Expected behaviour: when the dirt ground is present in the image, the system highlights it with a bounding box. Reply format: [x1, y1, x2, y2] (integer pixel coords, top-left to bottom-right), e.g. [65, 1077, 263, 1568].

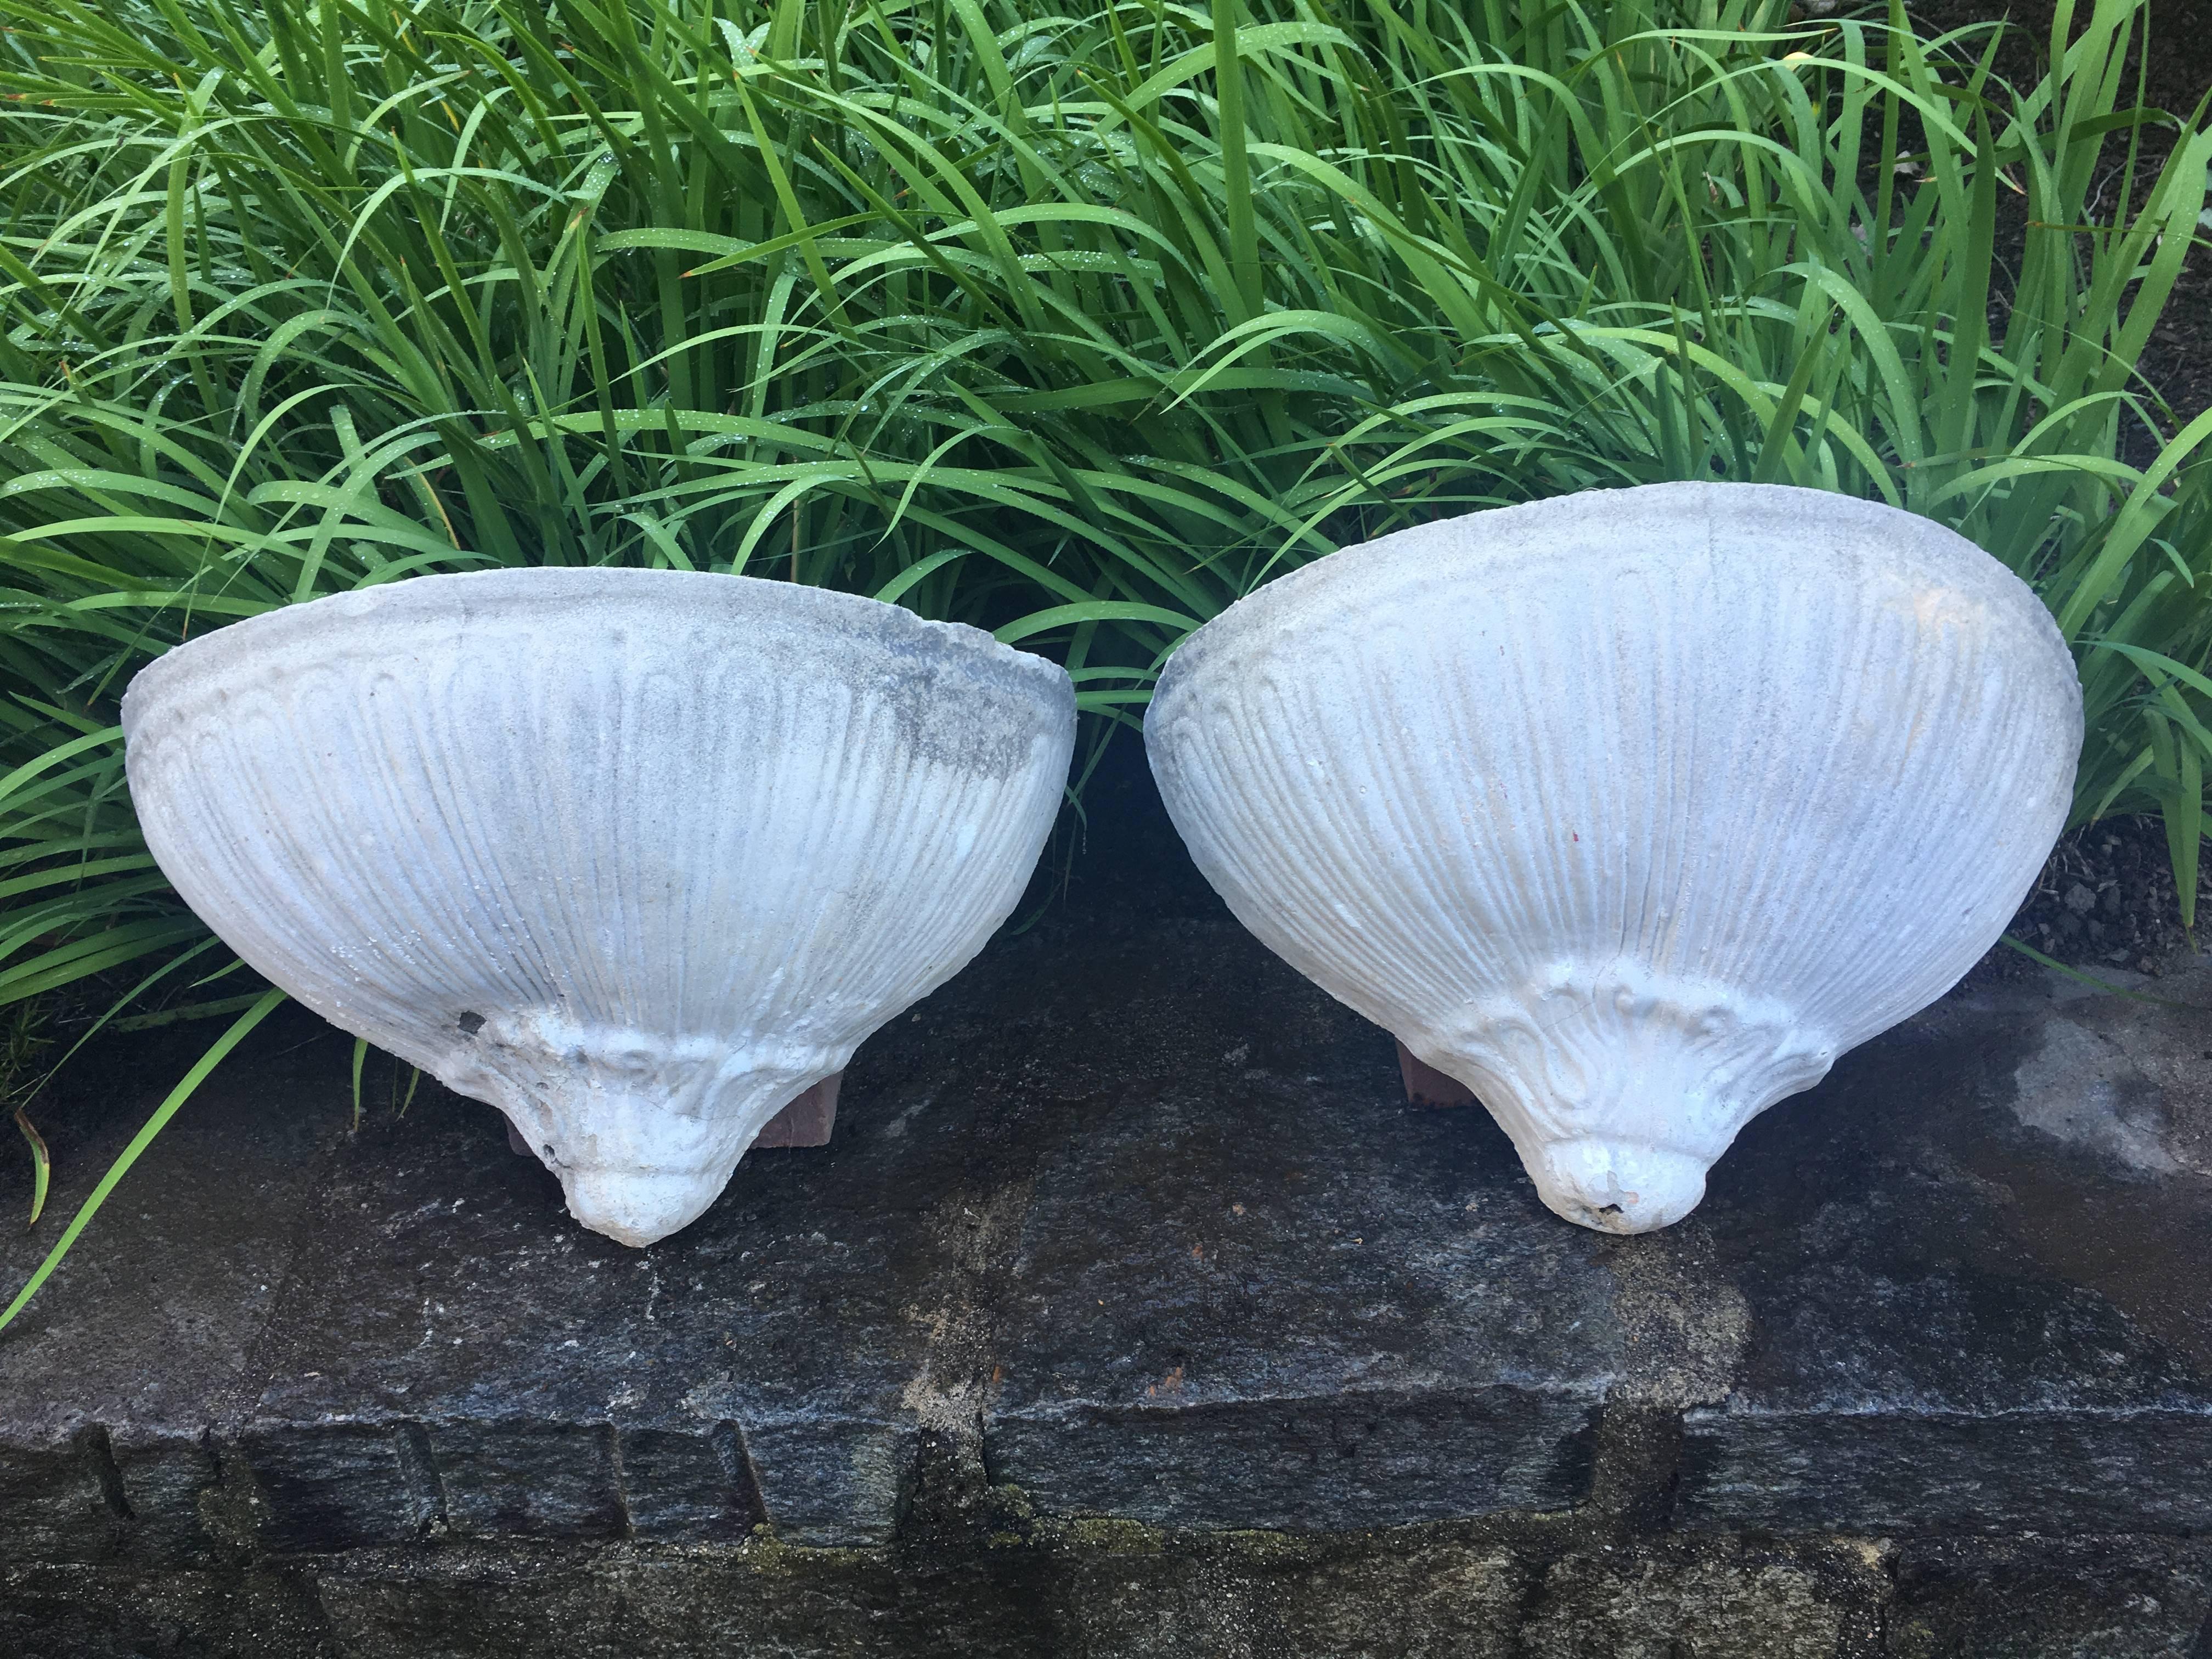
[1997, 811, 2194, 975]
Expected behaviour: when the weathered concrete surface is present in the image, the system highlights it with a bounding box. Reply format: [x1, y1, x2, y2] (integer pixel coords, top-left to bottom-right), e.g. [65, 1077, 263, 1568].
[3, 752, 2211, 1654]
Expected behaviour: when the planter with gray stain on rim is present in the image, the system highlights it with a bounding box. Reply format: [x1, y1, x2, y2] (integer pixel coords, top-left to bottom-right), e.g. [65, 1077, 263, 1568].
[122, 569, 1075, 1246]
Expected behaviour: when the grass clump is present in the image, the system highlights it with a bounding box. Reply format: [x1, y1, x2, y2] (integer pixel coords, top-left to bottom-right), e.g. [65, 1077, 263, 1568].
[0, 0, 2204, 1316]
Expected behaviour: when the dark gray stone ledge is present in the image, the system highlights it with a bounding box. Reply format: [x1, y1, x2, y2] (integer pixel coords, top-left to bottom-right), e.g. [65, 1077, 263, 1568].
[2, 900, 2210, 1654]
[1680, 1406, 2212, 1534]
[985, 1382, 1598, 1531]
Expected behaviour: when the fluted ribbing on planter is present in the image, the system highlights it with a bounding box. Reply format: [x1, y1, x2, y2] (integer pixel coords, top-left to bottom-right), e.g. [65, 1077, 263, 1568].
[123, 570, 1074, 1246]
[1146, 482, 2081, 1233]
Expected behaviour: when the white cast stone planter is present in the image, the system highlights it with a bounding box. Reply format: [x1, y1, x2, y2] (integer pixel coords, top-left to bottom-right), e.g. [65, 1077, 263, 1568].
[1146, 482, 2082, 1233]
[123, 569, 1075, 1246]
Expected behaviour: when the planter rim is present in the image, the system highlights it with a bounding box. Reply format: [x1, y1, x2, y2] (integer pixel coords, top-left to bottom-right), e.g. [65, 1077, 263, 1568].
[1152, 480, 2069, 712]
[123, 566, 1064, 731]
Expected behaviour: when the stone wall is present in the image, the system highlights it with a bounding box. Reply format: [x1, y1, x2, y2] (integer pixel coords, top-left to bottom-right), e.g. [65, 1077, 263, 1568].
[4, 763, 2210, 1655]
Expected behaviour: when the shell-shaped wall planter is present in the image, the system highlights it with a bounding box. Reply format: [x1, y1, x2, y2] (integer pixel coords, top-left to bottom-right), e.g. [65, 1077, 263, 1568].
[123, 570, 1075, 1246]
[1147, 482, 2081, 1234]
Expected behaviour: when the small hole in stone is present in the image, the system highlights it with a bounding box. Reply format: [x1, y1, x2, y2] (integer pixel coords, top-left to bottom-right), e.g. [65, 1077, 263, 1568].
[542, 1144, 557, 1163]
[1596, 1203, 1623, 1217]
[457, 1012, 484, 1037]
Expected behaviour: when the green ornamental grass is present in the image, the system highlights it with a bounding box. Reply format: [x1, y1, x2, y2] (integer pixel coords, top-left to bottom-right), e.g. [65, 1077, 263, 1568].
[0, 0, 2205, 1322]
